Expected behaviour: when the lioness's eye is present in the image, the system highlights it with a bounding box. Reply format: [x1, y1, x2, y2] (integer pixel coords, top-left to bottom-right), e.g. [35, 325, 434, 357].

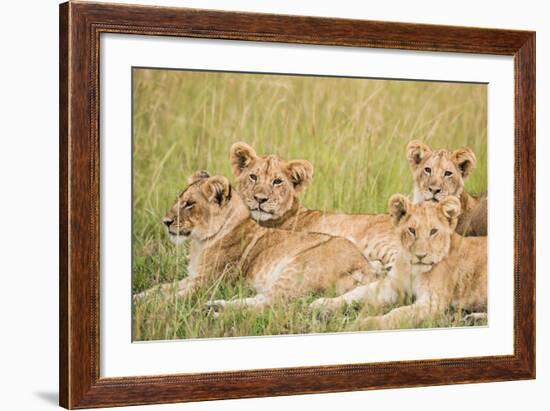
[430, 228, 438, 236]
[408, 227, 416, 236]
[424, 167, 431, 174]
[444, 170, 453, 177]
[249, 174, 257, 182]
[272, 178, 283, 185]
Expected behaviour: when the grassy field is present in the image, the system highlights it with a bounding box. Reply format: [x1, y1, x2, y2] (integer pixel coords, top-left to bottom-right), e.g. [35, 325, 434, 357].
[132, 68, 487, 341]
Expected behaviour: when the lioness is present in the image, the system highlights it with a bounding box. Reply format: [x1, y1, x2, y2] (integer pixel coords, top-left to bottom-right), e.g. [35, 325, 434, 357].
[230, 142, 399, 271]
[152, 171, 376, 311]
[310, 195, 487, 329]
[407, 140, 487, 236]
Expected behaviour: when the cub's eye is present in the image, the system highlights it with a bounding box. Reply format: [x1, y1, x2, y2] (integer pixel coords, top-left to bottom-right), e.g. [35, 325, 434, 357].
[408, 227, 416, 236]
[272, 178, 283, 186]
[430, 228, 438, 236]
[424, 167, 431, 175]
[444, 170, 453, 177]
[249, 174, 257, 182]
[183, 201, 194, 210]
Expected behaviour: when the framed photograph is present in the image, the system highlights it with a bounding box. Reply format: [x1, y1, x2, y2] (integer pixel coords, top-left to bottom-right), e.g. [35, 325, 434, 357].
[59, 2, 535, 409]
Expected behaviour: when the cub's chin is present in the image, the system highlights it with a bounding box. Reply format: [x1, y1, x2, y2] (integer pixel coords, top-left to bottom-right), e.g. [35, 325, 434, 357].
[411, 263, 433, 274]
[251, 210, 275, 222]
[168, 232, 190, 245]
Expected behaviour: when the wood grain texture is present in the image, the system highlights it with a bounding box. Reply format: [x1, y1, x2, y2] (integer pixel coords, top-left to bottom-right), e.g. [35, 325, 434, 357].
[59, 2, 69, 407]
[514, 33, 536, 375]
[59, 1, 536, 408]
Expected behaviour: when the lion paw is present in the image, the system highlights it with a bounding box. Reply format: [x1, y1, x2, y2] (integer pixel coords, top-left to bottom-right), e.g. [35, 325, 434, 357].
[309, 297, 343, 312]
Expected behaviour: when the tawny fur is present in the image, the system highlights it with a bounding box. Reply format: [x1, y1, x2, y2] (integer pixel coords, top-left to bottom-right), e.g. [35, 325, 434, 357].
[138, 171, 377, 311]
[230, 142, 399, 270]
[310, 195, 487, 329]
[406, 140, 487, 236]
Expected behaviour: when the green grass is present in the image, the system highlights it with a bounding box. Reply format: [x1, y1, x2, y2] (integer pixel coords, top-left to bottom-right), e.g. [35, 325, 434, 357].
[132, 69, 488, 341]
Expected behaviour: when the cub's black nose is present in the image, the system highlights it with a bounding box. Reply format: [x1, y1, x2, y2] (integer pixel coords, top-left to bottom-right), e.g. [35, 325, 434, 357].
[163, 217, 173, 227]
[429, 187, 441, 195]
[254, 195, 268, 204]
[416, 253, 427, 261]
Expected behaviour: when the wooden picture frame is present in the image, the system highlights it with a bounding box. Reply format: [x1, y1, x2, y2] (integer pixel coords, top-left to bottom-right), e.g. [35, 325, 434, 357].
[59, 1, 535, 408]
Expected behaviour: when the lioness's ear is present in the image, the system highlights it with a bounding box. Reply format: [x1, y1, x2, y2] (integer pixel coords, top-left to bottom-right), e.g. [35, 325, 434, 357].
[230, 142, 258, 176]
[439, 196, 461, 227]
[388, 194, 411, 225]
[286, 160, 313, 192]
[187, 170, 210, 185]
[451, 147, 476, 179]
[407, 140, 432, 170]
[201, 176, 232, 206]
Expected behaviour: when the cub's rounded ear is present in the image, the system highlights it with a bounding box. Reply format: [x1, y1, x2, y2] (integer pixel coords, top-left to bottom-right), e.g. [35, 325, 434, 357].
[407, 140, 432, 170]
[201, 176, 232, 206]
[439, 196, 461, 227]
[285, 160, 313, 192]
[451, 147, 476, 179]
[388, 194, 411, 225]
[230, 142, 258, 176]
[187, 170, 210, 185]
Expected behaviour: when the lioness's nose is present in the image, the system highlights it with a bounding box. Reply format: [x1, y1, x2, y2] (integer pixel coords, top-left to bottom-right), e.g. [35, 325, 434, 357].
[429, 187, 441, 195]
[416, 253, 427, 261]
[254, 194, 268, 204]
[163, 217, 173, 227]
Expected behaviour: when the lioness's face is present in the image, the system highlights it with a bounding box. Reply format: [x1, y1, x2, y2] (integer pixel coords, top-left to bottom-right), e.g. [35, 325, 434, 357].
[163, 171, 233, 244]
[389, 194, 461, 273]
[407, 140, 476, 203]
[230, 142, 313, 222]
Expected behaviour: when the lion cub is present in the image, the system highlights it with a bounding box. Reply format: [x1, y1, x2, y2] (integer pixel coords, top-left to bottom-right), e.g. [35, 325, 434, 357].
[230, 142, 399, 271]
[150, 171, 376, 311]
[310, 195, 487, 329]
[407, 140, 487, 236]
